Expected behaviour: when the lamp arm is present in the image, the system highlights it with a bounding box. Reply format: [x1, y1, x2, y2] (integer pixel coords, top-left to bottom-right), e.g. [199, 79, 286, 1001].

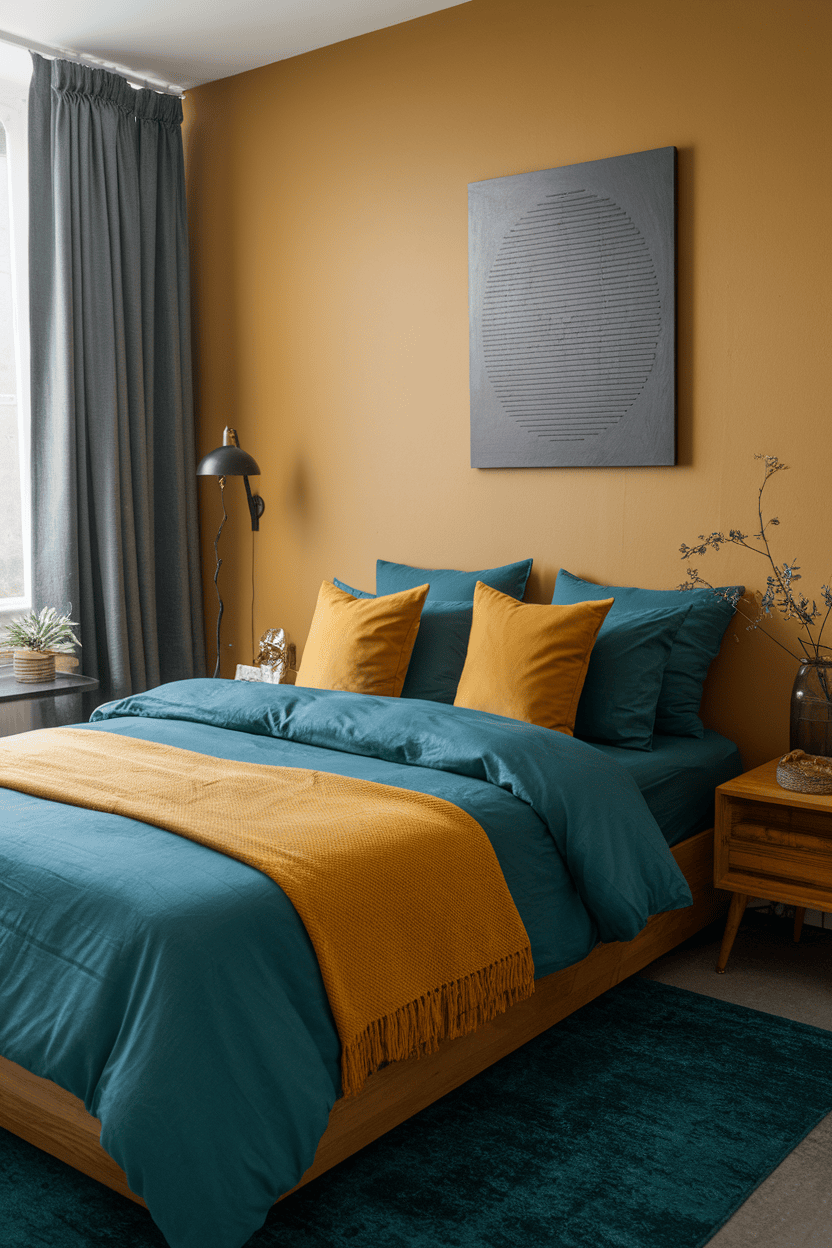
[212, 477, 228, 678]
[243, 476, 265, 531]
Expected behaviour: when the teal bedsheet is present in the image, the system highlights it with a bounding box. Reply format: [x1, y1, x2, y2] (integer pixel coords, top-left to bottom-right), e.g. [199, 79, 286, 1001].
[592, 730, 743, 846]
[0, 680, 692, 1248]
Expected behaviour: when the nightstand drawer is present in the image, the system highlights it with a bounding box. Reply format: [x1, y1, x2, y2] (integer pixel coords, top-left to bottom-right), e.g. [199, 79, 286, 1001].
[725, 831, 832, 908]
[715, 757, 832, 971]
[730, 815, 832, 855]
[715, 765, 832, 911]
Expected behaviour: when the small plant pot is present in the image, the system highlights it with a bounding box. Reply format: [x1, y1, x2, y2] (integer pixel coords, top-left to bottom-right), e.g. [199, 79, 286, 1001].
[13, 649, 56, 684]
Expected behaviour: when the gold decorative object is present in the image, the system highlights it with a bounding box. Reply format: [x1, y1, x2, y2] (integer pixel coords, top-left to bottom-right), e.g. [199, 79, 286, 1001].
[235, 664, 282, 684]
[776, 749, 832, 795]
[255, 628, 296, 682]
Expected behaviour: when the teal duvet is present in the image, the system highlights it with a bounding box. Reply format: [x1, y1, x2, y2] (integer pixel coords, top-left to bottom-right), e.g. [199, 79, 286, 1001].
[0, 680, 692, 1248]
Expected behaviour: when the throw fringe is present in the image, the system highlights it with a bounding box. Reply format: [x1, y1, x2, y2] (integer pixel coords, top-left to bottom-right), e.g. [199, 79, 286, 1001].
[341, 945, 535, 1098]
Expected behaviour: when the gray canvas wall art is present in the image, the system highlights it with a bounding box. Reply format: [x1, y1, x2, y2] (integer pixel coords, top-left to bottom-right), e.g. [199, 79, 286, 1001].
[469, 147, 676, 468]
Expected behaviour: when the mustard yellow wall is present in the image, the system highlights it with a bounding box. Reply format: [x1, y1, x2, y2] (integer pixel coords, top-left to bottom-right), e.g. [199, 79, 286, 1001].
[184, 0, 831, 768]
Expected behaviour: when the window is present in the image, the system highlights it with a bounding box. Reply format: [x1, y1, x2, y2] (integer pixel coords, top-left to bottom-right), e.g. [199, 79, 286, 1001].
[0, 43, 30, 625]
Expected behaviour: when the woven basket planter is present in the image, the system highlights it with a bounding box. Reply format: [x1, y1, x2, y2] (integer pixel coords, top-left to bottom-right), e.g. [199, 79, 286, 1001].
[13, 649, 57, 684]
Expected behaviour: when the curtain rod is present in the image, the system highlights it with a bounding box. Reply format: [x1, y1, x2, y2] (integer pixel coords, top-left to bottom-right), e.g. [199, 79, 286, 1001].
[0, 29, 186, 97]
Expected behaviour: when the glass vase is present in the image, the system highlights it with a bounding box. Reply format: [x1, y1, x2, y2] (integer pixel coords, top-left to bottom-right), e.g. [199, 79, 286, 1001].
[789, 659, 832, 757]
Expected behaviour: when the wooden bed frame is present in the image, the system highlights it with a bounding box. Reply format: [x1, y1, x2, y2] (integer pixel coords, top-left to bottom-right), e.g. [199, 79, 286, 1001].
[0, 826, 727, 1212]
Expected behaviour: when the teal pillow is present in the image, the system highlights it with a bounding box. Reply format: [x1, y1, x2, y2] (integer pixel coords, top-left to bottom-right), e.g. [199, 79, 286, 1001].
[575, 605, 692, 750]
[334, 579, 472, 703]
[333, 578, 374, 600]
[552, 570, 742, 738]
[376, 558, 532, 602]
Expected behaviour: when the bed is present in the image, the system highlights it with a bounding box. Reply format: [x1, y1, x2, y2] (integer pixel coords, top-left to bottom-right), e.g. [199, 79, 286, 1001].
[0, 562, 743, 1248]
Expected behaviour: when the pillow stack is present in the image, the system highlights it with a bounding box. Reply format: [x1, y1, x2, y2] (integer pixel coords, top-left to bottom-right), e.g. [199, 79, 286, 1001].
[295, 558, 739, 750]
[570, 604, 692, 750]
[552, 569, 743, 742]
[333, 557, 533, 704]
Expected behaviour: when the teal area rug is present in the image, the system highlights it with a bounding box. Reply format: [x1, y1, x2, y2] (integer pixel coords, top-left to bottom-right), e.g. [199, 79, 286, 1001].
[2, 978, 832, 1248]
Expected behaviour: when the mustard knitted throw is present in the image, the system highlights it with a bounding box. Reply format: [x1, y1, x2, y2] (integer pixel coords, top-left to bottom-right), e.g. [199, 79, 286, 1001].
[0, 727, 534, 1097]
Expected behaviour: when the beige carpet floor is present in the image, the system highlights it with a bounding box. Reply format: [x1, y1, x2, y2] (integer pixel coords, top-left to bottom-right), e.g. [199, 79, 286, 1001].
[640, 911, 832, 1248]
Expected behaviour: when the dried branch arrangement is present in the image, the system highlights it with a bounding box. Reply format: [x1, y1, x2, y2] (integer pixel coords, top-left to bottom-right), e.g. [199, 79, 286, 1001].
[680, 454, 832, 663]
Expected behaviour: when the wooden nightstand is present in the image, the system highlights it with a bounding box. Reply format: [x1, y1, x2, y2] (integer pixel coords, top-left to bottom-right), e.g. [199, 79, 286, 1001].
[714, 758, 832, 971]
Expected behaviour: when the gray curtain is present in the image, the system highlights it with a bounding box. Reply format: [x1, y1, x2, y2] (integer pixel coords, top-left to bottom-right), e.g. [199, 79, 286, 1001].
[28, 53, 205, 703]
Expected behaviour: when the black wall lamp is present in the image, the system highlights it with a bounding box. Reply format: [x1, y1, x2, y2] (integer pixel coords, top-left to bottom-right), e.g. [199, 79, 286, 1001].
[197, 427, 265, 677]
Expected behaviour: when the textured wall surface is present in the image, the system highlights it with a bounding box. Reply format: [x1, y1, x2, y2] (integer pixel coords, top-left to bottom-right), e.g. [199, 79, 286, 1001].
[184, 0, 832, 767]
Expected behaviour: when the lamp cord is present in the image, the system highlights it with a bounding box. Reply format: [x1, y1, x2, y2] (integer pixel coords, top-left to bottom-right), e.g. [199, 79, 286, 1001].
[212, 477, 227, 678]
[251, 528, 256, 663]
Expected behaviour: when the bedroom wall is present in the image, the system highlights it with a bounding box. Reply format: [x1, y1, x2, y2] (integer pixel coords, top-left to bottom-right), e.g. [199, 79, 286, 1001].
[183, 0, 831, 769]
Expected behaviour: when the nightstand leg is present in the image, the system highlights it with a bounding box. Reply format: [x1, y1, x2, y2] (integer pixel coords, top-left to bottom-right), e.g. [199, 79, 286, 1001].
[793, 907, 805, 943]
[716, 892, 749, 973]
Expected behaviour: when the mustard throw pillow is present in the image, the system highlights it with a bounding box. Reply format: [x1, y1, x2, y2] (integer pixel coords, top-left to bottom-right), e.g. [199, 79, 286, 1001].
[296, 580, 429, 697]
[453, 582, 613, 733]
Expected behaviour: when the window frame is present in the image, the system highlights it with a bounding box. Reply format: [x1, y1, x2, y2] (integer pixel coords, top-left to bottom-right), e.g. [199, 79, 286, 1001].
[0, 70, 30, 628]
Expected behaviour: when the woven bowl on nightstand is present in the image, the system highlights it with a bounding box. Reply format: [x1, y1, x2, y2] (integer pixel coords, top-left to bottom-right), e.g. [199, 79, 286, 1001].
[776, 749, 832, 794]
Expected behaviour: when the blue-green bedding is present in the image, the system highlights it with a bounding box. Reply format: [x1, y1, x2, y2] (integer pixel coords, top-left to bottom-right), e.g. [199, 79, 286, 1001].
[593, 731, 742, 847]
[1, 679, 695, 1248]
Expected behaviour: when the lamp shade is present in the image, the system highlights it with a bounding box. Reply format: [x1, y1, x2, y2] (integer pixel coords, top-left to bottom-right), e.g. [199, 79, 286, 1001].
[197, 445, 261, 476]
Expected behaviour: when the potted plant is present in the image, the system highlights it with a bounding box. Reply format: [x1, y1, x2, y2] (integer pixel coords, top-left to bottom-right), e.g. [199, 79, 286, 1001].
[679, 454, 832, 755]
[1, 606, 81, 684]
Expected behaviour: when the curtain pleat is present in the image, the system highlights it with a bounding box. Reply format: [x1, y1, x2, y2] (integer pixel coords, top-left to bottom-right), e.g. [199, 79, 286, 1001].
[28, 53, 205, 702]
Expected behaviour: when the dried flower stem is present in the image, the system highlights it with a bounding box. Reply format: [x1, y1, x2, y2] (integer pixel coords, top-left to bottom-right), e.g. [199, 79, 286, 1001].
[679, 455, 832, 666]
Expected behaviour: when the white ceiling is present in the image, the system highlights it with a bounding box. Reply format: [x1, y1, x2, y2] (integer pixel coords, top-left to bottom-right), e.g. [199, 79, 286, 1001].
[0, 0, 471, 92]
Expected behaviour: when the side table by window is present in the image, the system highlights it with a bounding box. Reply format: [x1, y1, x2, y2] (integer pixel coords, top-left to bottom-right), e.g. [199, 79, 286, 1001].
[714, 758, 832, 972]
[0, 669, 100, 738]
